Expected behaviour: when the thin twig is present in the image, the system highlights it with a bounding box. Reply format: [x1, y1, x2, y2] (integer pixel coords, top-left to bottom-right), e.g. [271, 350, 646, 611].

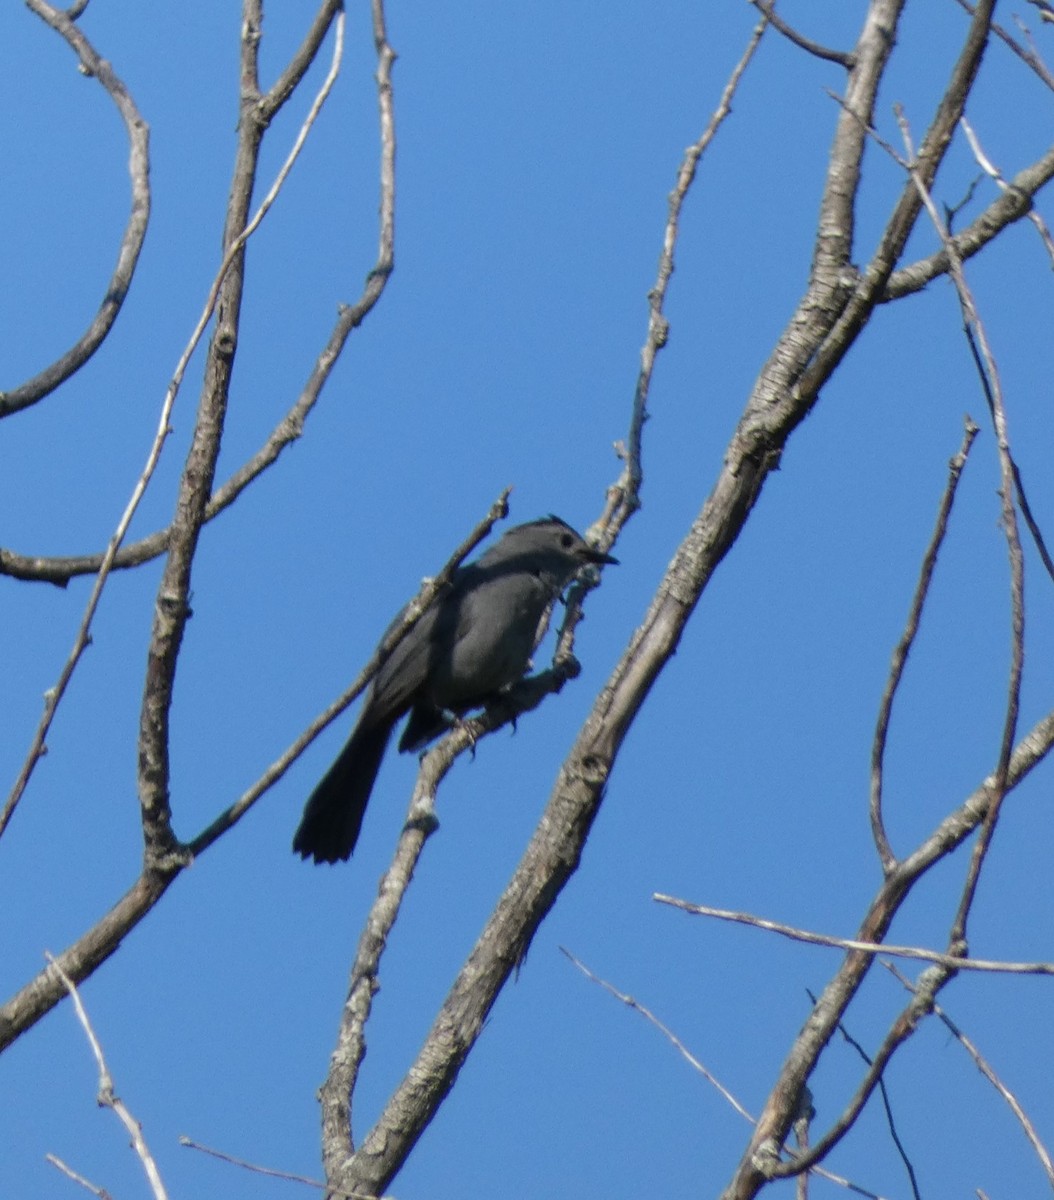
[870, 418, 980, 871]
[951, 0, 1054, 90]
[46, 954, 169, 1200]
[561, 947, 753, 1119]
[179, 1136, 374, 1198]
[960, 117, 1054, 273]
[563, 951, 892, 1199]
[766, 964, 952, 1178]
[599, 16, 767, 538]
[884, 962, 1054, 1186]
[45, 1155, 114, 1200]
[894, 106, 1026, 952]
[807, 988, 922, 1200]
[750, 0, 854, 66]
[653, 894, 1054, 975]
[3, 3, 150, 416]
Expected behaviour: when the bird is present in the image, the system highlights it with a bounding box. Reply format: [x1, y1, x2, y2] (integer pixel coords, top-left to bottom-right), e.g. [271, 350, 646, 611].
[292, 516, 617, 863]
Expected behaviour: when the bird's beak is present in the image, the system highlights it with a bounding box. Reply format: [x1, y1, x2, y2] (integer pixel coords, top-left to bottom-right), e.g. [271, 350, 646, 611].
[584, 546, 618, 566]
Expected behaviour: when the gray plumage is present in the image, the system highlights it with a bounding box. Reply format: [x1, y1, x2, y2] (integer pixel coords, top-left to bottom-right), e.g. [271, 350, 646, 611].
[293, 516, 617, 863]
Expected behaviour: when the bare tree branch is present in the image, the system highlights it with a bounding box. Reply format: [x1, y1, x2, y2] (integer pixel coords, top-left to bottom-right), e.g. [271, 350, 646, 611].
[750, 1, 854, 67]
[261, 1, 343, 116]
[883, 143, 1054, 300]
[3, 1, 150, 417]
[0, 12, 346, 848]
[136, 4, 349, 869]
[0, 0, 397, 591]
[894, 106, 1026, 953]
[716, 699, 1054, 1198]
[653, 894, 1054, 975]
[885, 962, 1054, 1187]
[952, 0, 1054, 90]
[45, 1155, 114, 1200]
[47, 954, 169, 1200]
[599, 16, 767, 537]
[870, 418, 980, 872]
[563, 950, 894, 1200]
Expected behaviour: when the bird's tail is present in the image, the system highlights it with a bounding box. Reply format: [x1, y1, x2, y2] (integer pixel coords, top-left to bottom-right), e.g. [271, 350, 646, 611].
[293, 718, 393, 863]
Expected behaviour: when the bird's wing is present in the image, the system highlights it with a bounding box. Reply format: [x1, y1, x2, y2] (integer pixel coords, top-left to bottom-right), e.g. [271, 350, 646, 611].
[366, 600, 441, 722]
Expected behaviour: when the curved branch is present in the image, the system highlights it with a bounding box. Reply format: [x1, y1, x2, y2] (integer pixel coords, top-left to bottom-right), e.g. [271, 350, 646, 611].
[0, 11, 347, 847]
[750, 0, 854, 67]
[2, 1, 150, 417]
[0, 0, 397, 590]
[870, 419, 980, 872]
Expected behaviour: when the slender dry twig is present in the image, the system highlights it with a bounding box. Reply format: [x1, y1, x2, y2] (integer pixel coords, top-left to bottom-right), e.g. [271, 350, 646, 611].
[179, 1136, 372, 1198]
[563, 951, 891, 1200]
[870, 418, 980, 872]
[561, 947, 753, 1119]
[654, 895, 1054, 975]
[750, 0, 854, 66]
[895, 106, 1026, 953]
[808, 988, 922, 1200]
[960, 116, 1054, 267]
[885, 962, 1054, 1187]
[3, 2, 150, 416]
[952, 0, 1054, 90]
[46, 954, 169, 1200]
[0, 13, 346, 849]
[598, 15, 767, 539]
[45, 1155, 114, 1200]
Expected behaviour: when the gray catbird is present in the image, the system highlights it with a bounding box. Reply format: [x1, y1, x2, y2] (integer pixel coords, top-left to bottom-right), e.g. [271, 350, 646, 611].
[293, 516, 617, 863]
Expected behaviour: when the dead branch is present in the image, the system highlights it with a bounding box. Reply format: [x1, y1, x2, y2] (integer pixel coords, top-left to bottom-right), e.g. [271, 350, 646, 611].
[3, 2, 150, 417]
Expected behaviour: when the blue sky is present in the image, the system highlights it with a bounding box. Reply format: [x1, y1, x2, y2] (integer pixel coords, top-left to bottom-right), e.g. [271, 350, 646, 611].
[3, 3, 1054, 1198]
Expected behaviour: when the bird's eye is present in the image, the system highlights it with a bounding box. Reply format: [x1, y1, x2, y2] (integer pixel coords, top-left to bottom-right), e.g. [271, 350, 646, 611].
[560, 533, 574, 548]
